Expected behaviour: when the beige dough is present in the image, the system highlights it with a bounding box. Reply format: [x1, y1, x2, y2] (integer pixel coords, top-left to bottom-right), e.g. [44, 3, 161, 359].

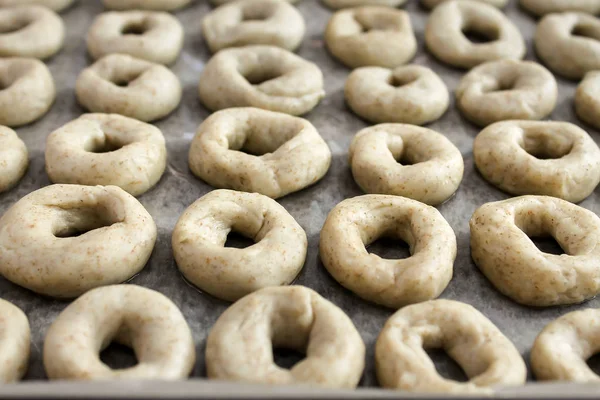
[0, 299, 29, 383]
[202, 0, 305, 53]
[422, 0, 507, 8]
[206, 286, 365, 387]
[103, 0, 192, 11]
[0, 0, 74, 12]
[172, 190, 307, 302]
[44, 284, 195, 380]
[456, 60, 557, 127]
[345, 65, 449, 125]
[45, 114, 167, 197]
[325, 7, 416, 69]
[470, 195, 600, 306]
[376, 299, 526, 393]
[349, 125, 463, 205]
[576, 71, 600, 129]
[535, 12, 600, 79]
[211, 0, 298, 5]
[531, 309, 600, 382]
[0, 58, 55, 127]
[521, 0, 600, 16]
[198, 46, 325, 116]
[87, 11, 184, 65]
[319, 195, 457, 309]
[473, 121, 600, 203]
[76, 54, 182, 122]
[322, 0, 406, 10]
[426, 0, 526, 69]
[189, 108, 331, 199]
[0, 5, 64, 59]
[0, 184, 157, 298]
[0, 126, 28, 194]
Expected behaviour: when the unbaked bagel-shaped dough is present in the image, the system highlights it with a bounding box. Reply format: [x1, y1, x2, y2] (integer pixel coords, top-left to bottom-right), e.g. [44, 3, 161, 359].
[0, 126, 28, 194]
[575, 71, 600, 129]
[0, 0, 74, 12]
[0, 299, 30, 383]
[520, 0, 600, 16]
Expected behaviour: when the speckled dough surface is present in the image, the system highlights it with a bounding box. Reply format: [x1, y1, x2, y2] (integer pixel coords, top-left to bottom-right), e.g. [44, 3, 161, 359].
[520, 0, 600, 16]
[575, 71, 600, 129]
[0, 127, 28, 194]
[0, 299, 30, 383]
[205, 286, 365, 387]
[103, 0, 192, 11]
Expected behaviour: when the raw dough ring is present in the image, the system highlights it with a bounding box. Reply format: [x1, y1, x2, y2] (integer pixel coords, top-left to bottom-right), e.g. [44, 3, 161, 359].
[87, 11, 184, 65]
[0, 0, 74, 12]
[325, 7, 416, 69]
[535, 12, 600, 79]
[202, 0, 305, 53]
[520, 0, 600, 16]
[205, 286, 365, 387]
[425, 0, 526, 69]
[345, 65, 449, 125]
[456, 60, 557, 127]
[0, 184, 157, 298]
[0, 5, 64, 59]
[76, 54, 182, 122]
[0, 127, 28, 194]
[172, 190, 308, 302]
[376, 299, 526, 393]
[211, 0, 299, 5]
[531, 309, 600, 382]
[576, 71, 600, 129]
[473, 120, 600, 203]
[198, 45, 325, 116]
[322, 0, 406, 10]
[0, 58, 55, 127]
[470, 195, 600, 306]
[422, 0, 507, 8]
[44, 284, 195, 380]
[45, 114, 167, 197]
[349, 125, 463, 205]
[189, 108, 331, 199]
[0, 299, 30, 383]
[103, 0, 192, 11]
[319, 195, 457, 309]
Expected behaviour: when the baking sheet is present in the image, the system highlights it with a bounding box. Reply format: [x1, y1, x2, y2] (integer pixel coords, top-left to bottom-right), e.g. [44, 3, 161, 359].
[4, 0, 600, 393]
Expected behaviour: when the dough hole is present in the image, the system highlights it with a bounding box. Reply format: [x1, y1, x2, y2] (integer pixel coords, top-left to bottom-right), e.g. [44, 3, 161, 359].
[0, 18, 30, 34]
[387, 75, 417, 88]
[426, 349, 469, 383]
[111, 72, 143, 88]
[530, 236, 564, 256]
[461, 27, 498, 44]
[520, 131, 573, 160]
[244, 69, 281, 85]
[225, 232, 255, 249]
[100, 342, 138, 370]
[367, 236, 411, 260]
[85, 138, 125, 154]
[272, 347, 304, 370]
[571, 24, 600, 41]
[53, 206, 120, 238]
[586, 353, 600, 376]
[121, 21, 148, 35]
[242, 8, 272, 21]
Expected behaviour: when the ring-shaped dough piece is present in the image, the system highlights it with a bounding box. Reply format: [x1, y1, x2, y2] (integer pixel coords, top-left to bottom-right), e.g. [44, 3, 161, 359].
[87, 11, 184, 65]
[0, 0, 74, 12]
[206, 286, 365, 387]
[322, 0, 406, 10]
[198, 45, 325, 116]
[425, 0, 526, 69]
[473, 121, 600, 203]
[189, 108, 331, 199]
[520, 0, 600, 16]
[376, 300, 526, 393]
[76, 54, 182, 122]
[103, 0, 191, 11]
[349, 125, 463, 205]
[0, 184, 157, 298]
[456, 60, 557, 127]
[535, 13, 600, 79]
[0, 58, 55, 127]
[345, 65, 449, 125]
[0, 299, 29, 383]
[172, 190, 308, 302]
[470, 195, 600, 306]
[45, 114, 167, 197]
[44, 285, 195, 380]
[531, 309, 600, 382]
[325, 7, 416, 69]
[202, 0, 305, 53]
[319, 195, 457, 309]
[576, 71, 600, 129]
[0, 127, 28, 194]
[0, 6, 64, 59]
[211, 0, 299, 5]
[422, 0, 507, 8]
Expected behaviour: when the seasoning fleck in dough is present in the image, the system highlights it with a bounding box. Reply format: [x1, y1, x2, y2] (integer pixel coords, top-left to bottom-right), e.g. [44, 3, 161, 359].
[0, 126, 28, 194]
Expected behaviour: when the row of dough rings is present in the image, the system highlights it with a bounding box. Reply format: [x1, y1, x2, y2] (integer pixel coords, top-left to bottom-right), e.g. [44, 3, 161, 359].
[426, 0, 526, 69]
[76, 54, 182, 122]
[474, 121, 600, 203]
[456, 59, 557, 127]
[206, 286, 366, 388]
[470, 195, 600, 307]
[202, 0, 305, 53]
[198, 45, 325, 116]
[345, 65, 449, 125]
[0, 184, 157, 298]
[0, 58, 55, 128]
[0, 127, 28, 194]
[320, 195, 457, 309]
[44, 285, 196, 380]
[172, 189, 308, 302]
[520, 0, 600, 16]
[103, 0, 192, 11]
[45, 114, 168, 197]
[348, 125, 464, 205]
[189, 108, 331, 199]
[376, 299, 526, 393]
[87, 10, 184, 65]
[325, 6, 416, 69]
[576, 71, 600, 129]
